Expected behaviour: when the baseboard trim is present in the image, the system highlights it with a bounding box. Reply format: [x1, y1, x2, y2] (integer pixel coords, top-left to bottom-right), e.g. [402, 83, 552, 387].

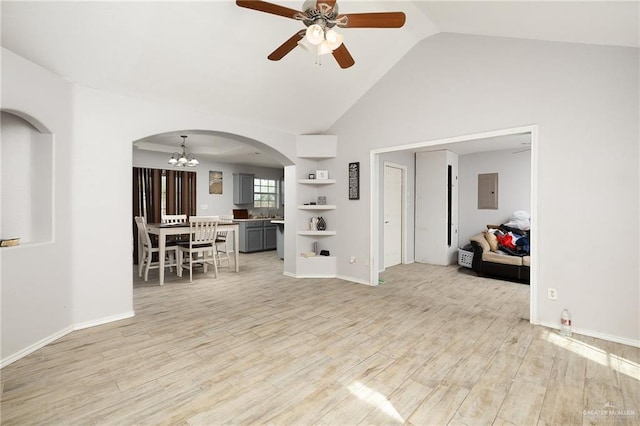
[336, 275, 374, 286]
[536, 320, 639, 348]
[1, 310, 136, 369]
[74, 310, 135, 331]
[284, 271, 341, 279]
[1, 325, 74, 369]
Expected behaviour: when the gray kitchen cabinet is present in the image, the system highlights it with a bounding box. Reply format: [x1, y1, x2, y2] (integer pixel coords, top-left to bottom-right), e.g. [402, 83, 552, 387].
[264, 224, 277, 250]
[238, 220, 278, 253]
[245, 227, 264, 252]
[233, 173, 254, 205]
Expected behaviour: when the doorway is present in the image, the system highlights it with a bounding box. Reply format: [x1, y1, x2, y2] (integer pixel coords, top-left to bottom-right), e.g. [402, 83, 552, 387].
[370, 125, 538, 323]
[383, 162, 405, 269]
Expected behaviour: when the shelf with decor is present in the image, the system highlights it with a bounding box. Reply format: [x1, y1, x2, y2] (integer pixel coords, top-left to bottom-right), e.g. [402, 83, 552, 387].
[295, 134, 338, 278]
[297, 230, 336, 236]
[296, 205, 336, 210]
[297, 179, 336, 185]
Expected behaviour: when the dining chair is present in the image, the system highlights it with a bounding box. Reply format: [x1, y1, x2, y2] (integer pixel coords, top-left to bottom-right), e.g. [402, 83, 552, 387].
[215, 214, 234, 269]
[135, 216, 178, 282]
[162, 214, 187, 224]
[162, 214, 188, 243]
[177, 216, 219, 282]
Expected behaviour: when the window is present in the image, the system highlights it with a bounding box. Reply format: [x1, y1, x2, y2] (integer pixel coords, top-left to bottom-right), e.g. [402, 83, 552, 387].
[254, 178, 277, 208]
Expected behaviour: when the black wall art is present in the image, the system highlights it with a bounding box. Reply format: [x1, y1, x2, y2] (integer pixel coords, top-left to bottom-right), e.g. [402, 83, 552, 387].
[348, 162, 360, 200]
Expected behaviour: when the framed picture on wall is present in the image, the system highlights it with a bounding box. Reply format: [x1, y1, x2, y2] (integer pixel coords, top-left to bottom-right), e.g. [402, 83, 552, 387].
[209, 171, 223, 194]
[348, 162, 359, 200]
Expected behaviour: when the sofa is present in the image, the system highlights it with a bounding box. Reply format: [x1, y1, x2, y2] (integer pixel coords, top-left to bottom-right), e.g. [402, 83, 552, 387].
[468, 232, 530, 284]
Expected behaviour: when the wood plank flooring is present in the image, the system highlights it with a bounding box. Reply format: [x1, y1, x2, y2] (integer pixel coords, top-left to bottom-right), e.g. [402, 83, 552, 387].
[1, 252, 638, 425]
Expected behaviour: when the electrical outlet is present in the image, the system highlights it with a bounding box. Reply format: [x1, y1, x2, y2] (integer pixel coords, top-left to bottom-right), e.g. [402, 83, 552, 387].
[547, 288, 558, 300]
[349, 256, 356, 264]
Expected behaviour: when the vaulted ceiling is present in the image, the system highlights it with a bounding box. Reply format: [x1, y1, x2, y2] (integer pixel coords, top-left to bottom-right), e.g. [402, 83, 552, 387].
[2, 1, 637, 165]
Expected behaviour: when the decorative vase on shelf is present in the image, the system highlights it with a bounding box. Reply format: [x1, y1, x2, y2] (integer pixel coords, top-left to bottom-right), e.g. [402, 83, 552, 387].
[316, 216, 326, 231]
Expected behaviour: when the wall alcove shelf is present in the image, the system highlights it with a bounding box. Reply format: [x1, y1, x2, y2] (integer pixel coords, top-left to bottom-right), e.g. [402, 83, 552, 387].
[297, 179, 336, 185]
[296, 135, 338, 278]
[297, 205, 336, 210]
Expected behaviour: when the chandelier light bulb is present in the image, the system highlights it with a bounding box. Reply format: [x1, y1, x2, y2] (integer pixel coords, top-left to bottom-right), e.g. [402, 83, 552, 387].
[306, 24, 324, 45]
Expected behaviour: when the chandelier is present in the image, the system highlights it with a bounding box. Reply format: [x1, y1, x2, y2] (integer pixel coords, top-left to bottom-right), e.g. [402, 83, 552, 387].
[294, 1, 345, 56]
[168, 135, 199, 167]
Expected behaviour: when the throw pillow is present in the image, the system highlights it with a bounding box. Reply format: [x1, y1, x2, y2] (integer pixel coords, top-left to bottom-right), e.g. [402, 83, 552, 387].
[484, 231, 498, 251]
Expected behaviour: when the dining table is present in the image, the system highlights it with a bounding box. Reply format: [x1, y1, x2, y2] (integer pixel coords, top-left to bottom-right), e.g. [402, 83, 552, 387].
[145, 221, 240, 285]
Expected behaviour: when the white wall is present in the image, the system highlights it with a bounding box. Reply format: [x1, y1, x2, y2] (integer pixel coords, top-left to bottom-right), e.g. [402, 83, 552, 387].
[1, 48, 74, 366]
[329, 34, 639, 345]
[1, 47, 299, 366]
[459, 149, 531, 244]
[70, 85, 297, 328]
[415, 150, 459, 266]
[133, 149, 284, 217]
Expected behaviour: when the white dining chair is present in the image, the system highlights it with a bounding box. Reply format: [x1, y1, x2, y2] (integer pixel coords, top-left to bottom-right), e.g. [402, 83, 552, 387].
[215, 214, 234, 269]
[162, 214, 187, 224]
[177, 216, 219, 282]
[135, 216, 178, 282]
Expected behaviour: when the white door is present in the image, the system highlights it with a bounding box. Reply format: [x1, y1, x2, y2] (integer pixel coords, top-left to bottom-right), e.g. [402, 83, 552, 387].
[384, 164, 403, 268]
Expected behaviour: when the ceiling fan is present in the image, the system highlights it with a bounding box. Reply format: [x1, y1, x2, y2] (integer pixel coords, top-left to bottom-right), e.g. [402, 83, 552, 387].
[236, 0, 406, 69]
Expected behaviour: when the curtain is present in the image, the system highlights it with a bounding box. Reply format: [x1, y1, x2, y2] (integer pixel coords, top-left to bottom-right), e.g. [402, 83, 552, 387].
[165, 170, 197, 215]
[133, 167, 196, 263]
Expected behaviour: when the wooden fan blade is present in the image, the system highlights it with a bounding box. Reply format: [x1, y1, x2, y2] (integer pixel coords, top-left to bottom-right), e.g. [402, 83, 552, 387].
[332, 43, 355, 69]
[268, 31, 305, 61]
[236, 0, 301, 19]
[317, 0, 337, 9]
[338, 12, 406, 28]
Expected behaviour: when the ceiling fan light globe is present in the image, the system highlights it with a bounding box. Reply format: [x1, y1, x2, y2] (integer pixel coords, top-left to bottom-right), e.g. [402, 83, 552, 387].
[306, 24, 324, 45]
[168, 158, 178, 165]
[178, 157, 188, 164]
[189, 158, 199, 166]
[325, 29, 343, 50]
[297, 37, 314, 53]
[318, 40, 332, 56]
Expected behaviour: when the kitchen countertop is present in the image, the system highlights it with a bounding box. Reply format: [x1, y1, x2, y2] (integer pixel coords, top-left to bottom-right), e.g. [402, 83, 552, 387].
[233, 218, 283, 222]
[270, 220, 285, 225]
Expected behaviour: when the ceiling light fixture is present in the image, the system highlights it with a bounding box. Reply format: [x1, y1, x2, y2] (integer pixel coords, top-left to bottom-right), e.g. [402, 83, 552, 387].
[168, 135, 199, 167]
[295, 2, 344, 58]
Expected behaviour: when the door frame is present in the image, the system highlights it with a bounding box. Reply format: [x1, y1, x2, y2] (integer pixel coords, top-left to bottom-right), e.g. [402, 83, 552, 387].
[369, 125, 538, 325]
[383, 161, 408, 270]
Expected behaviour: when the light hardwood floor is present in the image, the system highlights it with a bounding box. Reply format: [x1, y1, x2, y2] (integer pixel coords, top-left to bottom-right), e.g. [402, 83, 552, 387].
[1, 252, 638, 425]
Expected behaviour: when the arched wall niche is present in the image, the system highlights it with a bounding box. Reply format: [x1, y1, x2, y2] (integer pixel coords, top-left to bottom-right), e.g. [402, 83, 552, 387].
[1, 109, 54, 244]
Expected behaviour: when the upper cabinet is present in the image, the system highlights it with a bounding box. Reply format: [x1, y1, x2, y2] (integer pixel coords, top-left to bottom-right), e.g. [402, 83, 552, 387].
[233, 173, 254, 205]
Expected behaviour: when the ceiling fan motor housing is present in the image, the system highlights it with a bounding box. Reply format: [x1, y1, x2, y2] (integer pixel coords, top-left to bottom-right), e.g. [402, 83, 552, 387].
[300, 0, 341, 28]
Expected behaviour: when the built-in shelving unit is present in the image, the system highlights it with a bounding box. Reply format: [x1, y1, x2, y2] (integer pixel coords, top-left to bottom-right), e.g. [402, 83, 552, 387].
[295, 135, 338, 278]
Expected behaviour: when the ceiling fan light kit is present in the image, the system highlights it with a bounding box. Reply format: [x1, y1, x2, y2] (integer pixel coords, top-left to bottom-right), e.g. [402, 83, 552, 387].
[236, 0, 406, 69]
